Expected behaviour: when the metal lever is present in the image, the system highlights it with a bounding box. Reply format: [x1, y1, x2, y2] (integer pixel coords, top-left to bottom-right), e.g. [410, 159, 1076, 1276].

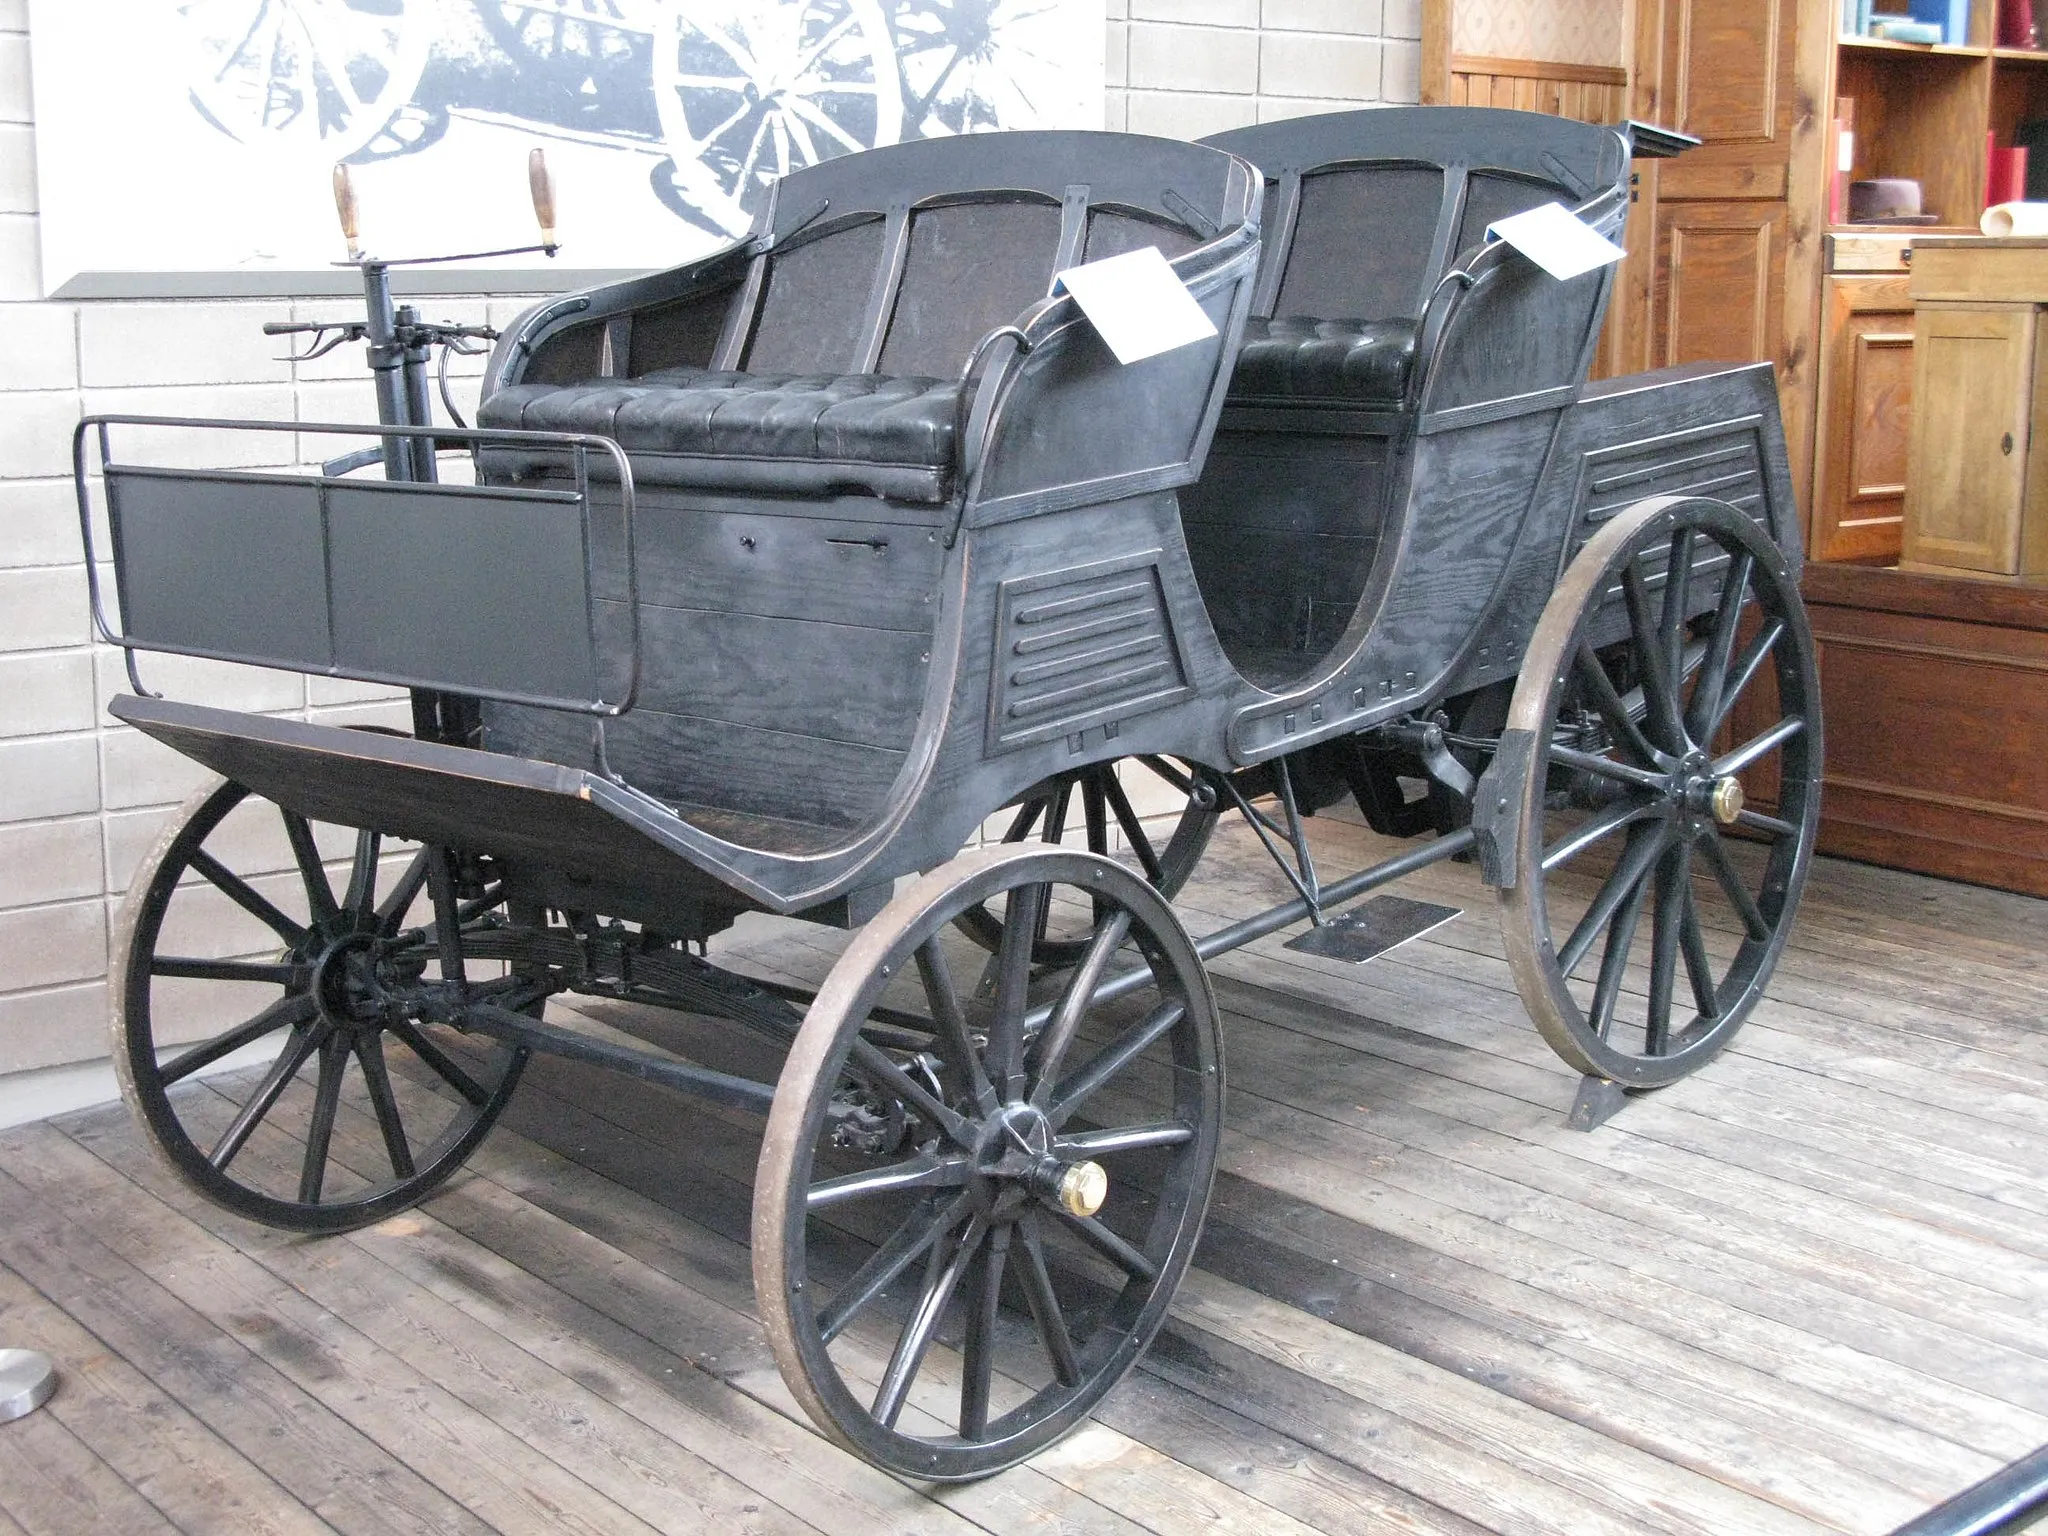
[334, 163, 360, 262]
[529, 148, 557, 254]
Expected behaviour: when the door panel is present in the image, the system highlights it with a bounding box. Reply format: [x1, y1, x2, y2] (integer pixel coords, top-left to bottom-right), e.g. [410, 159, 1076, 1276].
[1653, 202, 1786, 366]
[1813, 274, 1914, 564]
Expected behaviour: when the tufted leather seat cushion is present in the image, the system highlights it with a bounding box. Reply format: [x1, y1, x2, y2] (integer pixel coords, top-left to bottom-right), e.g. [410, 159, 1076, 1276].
[1227, 316, 1418, 407]
[479, 366, 965, 502]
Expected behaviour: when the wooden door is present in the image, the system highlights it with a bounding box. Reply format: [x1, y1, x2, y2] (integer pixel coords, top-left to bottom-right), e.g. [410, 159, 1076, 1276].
[1901, 304, 2034, 574]
[1613, 0, 1822, 507]
[1812, 274, 1915, 564]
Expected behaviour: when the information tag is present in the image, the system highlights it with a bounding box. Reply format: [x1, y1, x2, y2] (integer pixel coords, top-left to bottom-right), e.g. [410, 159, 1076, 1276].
[1486, 201, 1626, 281]
[1053, 245, 1219, 364]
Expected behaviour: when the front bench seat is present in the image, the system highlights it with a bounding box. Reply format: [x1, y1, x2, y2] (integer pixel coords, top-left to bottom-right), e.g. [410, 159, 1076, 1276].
[1228, 315, 1417, 406]
[479, 365, 965, 502]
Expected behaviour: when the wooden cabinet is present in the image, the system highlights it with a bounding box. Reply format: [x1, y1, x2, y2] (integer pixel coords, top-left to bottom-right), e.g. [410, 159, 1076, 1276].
[1900, 236, 2048, 576]
[1813, 271, 1915, 562]
[1902, 304, 2038, 571]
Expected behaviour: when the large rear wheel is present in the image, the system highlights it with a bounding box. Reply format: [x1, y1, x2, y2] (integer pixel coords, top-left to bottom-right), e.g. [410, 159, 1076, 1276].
[1499, 496, 1823, 1086]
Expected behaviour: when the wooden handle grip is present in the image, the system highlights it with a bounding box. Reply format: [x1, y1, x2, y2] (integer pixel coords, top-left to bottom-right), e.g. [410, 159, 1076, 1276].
[333, 163, 360, 259]
[529, 148, 556, 248]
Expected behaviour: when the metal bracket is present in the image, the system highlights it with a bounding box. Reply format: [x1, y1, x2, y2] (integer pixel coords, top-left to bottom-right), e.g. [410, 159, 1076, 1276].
[1217, 758, 1326, 922]
[1472, 728, 1536, 888]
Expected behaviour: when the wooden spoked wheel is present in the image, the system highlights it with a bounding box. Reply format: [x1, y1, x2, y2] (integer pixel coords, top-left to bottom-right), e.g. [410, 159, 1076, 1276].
[755, 845, 1222, 1480]
[113, 777, 529, 1234]
[954, 757, 1218, 967]
[1499, 497, 1822, 1087]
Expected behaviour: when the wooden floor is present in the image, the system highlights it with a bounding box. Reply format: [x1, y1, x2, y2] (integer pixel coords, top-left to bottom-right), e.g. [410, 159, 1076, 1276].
[4, 814, 2046, 1535]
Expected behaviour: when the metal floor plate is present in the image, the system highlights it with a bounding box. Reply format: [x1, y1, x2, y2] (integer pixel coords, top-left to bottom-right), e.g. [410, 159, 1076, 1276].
[1284, 894, 1463, 963]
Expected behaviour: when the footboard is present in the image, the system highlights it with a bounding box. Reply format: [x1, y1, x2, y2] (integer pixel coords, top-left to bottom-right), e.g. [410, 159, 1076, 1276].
[78, 415, 642, 715]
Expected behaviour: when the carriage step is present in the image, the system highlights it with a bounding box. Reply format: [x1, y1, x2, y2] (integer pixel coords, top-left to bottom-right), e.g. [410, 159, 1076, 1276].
[1283, 895, 1462, 963]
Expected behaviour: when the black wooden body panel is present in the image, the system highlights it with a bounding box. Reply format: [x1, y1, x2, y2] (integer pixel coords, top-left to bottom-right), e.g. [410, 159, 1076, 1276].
[1445, 361, 1798, 697]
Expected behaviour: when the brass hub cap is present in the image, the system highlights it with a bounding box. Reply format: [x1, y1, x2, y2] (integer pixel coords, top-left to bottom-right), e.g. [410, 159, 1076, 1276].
[1709, 775, 1745, 826]
[970, 1102, 1110, 1219]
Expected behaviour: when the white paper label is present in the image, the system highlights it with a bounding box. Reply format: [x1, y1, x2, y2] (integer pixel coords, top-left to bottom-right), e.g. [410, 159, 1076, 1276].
[1486, 201, 1627, 282]
[1053, 245, 1219, 365]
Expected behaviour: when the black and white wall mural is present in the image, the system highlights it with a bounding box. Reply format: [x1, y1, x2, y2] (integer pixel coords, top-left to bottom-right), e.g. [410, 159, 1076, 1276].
[31, 1, 1101, 287]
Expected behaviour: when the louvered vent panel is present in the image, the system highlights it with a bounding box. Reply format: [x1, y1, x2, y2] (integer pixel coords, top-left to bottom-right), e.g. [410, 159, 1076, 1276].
[987, 552, 1191, 753]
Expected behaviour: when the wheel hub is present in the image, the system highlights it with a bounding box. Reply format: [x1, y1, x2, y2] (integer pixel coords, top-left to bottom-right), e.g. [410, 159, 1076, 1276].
[970, 1102, 1109, 1219]
[310, 932, 390, 1030]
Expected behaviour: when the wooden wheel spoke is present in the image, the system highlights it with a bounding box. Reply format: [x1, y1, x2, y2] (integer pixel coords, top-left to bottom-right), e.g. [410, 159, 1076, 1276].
[1686, 550, 1754, 741]
[297, 1034, 350, 1204]
[1645, 846, 1687, 1056]
[1081, 773, 1110, 856]
[374, 849, 431, 933]
[150, 956, 301, 986]
[1017, 1213, 1082, 1386]
[960, 1225, 1013, 1442]
[1547, 743, 1669, 795]
[1572, 644, 1662, 765]
[1029, 909, 1133, 1106]
[999, 796, 1046, 845]
[1697, 829, 1773, 941]
[1735, 807, 1799, 839]
[1558, 824, 1671, 978]
[281, 810, 340, 924]
[1709, 618, 1786, 739]
[1101, 772, 1164, 884]
[1541, 798, 1657, 872]
[1659, 526, 1696, 684]
[1713, 715, 1805, 779]
[872, 1216, 987, 1429]
[817, 1193, 969, 1345]
[989, 882, 1047, 1094]
[207, 1024, 322, 1173]
[354, 1033, 415, 1180]
[188, 848, 307, 947]
[1057, 1120, 1193, 1157]
[387, 1017, 493, 1106]
[848, 1037, 971, 1148]
[1588, 874, 1647, 1042]
[1049, 999, 1185, 1125]
[1041, 783, 1073, 846]
[1679, 883, 1721, 1022]
[913, 939, 994, 1113]
[159, 993, 316, 1086]
[1055, 1209, 1159, 1283]
[806, 1152, 969, 1213]
[342, 829, 381, 917]
[1622, 561, 1686, 746]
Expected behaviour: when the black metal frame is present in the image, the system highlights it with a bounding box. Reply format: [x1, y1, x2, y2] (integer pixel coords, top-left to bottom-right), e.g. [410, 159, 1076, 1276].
[1890, 1445, 2048, 1536]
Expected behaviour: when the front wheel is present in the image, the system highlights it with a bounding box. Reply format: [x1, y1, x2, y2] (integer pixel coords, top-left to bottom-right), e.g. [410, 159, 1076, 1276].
[1499, 496, 1823, 1087]
[754, 845, 1222, 1479]
[113, 777, 529, 1233]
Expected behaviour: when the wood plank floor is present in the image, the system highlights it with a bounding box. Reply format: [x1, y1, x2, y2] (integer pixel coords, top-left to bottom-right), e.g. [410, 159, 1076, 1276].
[3, 815, 2045, 1535]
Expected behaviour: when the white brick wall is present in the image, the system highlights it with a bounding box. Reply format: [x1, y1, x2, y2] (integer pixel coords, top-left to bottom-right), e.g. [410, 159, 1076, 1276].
[1109, 0, 1422, 137]
[0, 2, 1418, 1098]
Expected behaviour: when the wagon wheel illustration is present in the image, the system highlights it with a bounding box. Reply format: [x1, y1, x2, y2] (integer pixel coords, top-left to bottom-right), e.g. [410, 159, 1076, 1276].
[649, 0, 904, 238]
[475, 0, 652, 129]
[890, 0, 1073, 137]
[179, 0, 434, 163]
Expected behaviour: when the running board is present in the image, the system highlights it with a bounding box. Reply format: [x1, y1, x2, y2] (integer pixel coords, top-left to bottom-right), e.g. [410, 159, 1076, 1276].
[1283, 895, 1462, 963]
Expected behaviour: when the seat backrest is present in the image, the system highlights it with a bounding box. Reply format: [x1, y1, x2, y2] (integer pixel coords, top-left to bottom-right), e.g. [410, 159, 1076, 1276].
[1201, 108, 1630, 325]
[732, 130, 1251, 379]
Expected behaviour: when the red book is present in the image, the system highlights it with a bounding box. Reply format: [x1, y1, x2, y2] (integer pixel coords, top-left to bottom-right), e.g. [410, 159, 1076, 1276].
[1988, 134, 2031, 207]
[1999, 0, 2038, 48]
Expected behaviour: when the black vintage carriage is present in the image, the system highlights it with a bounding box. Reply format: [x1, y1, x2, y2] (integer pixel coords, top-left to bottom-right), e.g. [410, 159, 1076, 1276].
[83, 109, 1821, 1479]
